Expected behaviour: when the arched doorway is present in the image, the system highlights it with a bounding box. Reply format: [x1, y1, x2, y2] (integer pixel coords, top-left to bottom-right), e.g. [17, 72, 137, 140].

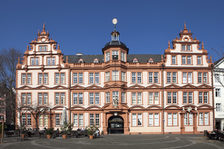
[108, 116, 124, 134]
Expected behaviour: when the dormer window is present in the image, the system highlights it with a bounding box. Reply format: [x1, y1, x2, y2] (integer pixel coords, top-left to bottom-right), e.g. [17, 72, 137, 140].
[121, 52, 126, 62]
[78, 59, 84, 63]
[93, 58, 99, 63]
[39, 45, 47, 51]
[182, 44, 191, 51]
[133, 58, 138, 63]
[148, 58, 154, 63]
[106, 52, 110, 62]
[112, 50, 118, 60]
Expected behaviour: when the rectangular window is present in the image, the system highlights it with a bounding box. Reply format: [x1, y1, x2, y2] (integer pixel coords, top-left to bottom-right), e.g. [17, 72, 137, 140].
[137, 113, 142, 126]
[95, 73, 99, 84]
[38, 73, 43, 84]
[121, 92, 126, 103]
[121, 72, 126, 81]
[204, 92, 208, 103]
[188, 72, 192, 83]
[60, 73, 65, 84]
[132, 72, 136, 83]
[173, 113, 177, 126]
[132, 92, 136, 104]
[182, 45, 186, 51]
[154, 92, 159, 104]
[79, 114, 83, 126]
[204, 113, 209, 125]
[22, 73, 26, 85]
[106, 52, 110, 62]
[188, 92, 193, 103]
[106, 92, 110, 103]
[149, 113, 153, 126]
[121, 52, 126, 62]
[168, 113, 172, 126]
[187, 45, 191, 51]
[137, 72, 142, 83]
[21, 93, 26, 105]
[154, 113, 159, 126]
[27, 73, 31, 84]
[215, 88, 221, 97]
[187, 56, 191, 64]
[47, 57, 55, 65]
[149, 72, 153, 83]
[79, 73, 83, 83]
[172, 56, 176, 64]
[73, 73, 78, 84]
[95, 114, 99, 126]
[183, 92, 187, 104]
[215, 74, 220, 82]
[27, 114, 31, 125]
[55, 114, 60, 126]
[73, 114, 78, 127]
[112, 91, 119, 104]
[44, 73, 48, 84]
[154, 72, 158, 83]
[89, 93, 94, 104]
[172, 72, 177, 83]
[22, 114, 26, 126]
[197, 56, 202, 65]
[203, 73, 207, 83]
[55, 93, 59, 104]
[183, 72, 187, 83]
[55, 73, 60, 84]
[182, 56, 186, 64]
[95, 93, 99, 104]
[112, 71, 119, 81]
[216, 103, 221, 112]
[167, 72, 171, 83]
[173, 92, 177, 103]
[112, 50, 119, 60]
[27, 93, 31, 104]
[167, 92, 172, 104]
[61, 93, 65, 105]
[199, 113, 203, 125]
[199, 92, 203, 103]
[105, 72, 110, 82]
[43, 93, 48, 105]
[137, 92, 142, 104]
[149, 92, 153, 104]
[90, 114, 94, 126]
[198, 72, 202, 83]
[31, 57, 39, 66]
[89, 73, 94, 84]
[132, 113, 136, 126]
[38, 93, 43, 105]
[39, 45, 47, 51]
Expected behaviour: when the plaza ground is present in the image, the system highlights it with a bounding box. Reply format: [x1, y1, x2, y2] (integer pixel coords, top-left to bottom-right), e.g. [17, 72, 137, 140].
[0, 134, 224, 149]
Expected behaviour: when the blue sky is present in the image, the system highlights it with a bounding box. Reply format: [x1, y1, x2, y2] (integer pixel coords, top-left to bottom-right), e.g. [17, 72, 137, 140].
[0, 0, 224, 61]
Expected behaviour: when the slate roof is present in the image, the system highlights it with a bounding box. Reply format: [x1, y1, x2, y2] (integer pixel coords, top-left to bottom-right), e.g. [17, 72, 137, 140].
[64, 54, 162, 63]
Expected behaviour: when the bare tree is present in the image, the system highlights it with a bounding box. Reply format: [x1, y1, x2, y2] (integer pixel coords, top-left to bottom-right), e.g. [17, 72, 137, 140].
[0, 48, 22, 125]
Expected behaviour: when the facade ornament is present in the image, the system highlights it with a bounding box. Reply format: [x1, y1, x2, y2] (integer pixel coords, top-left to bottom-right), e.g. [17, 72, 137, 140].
[201, 41, 204, 49]
[168, 41, 170, 49]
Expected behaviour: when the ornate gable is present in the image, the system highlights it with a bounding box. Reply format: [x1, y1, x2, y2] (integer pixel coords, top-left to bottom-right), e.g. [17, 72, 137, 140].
[182, 84, 197, 89]
[165, 84, 180, 89]
[129, 84, 145, 89]
[146, 84, 161, 89]
[197, 84, 213, 89]
[70, 84, 85, 90]
[86, 84, 102, 90]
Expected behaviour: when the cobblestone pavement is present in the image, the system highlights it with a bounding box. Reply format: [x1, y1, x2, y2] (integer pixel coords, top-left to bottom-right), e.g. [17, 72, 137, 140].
[0, 134, 224, 149]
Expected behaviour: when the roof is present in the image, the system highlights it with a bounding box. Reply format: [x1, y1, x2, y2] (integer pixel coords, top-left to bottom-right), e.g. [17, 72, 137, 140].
[214, 56, 224, 66]
[64, 54, 162, 63]
[102, 40, 129, 53]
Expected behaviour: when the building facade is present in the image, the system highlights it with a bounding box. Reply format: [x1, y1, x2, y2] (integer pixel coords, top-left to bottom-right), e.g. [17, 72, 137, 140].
[16, 23, 214, 134]
[214, 58, 224, 131]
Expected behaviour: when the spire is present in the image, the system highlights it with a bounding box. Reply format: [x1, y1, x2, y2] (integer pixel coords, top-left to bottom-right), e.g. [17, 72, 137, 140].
[43, 24, 45, 32]
[184, 22, 187, 30]
[168, 41, 170, 49]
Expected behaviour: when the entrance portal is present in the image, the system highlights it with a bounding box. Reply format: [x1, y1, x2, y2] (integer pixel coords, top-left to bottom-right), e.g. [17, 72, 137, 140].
[108, 116, 124, 134]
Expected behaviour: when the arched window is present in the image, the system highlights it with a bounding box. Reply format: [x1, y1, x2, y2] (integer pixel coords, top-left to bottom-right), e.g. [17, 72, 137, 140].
[78, 59, 84, 63]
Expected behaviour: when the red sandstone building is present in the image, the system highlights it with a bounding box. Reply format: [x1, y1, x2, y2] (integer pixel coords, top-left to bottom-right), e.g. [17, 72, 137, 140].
[15, 22, 214, 134]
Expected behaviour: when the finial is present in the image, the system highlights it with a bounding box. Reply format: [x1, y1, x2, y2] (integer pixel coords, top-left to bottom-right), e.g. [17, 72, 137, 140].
[201, 42, 204, 49]
[27, 45, 29, 50]
[57, 44, 60, 50]
[66, 56, 68, 63]
[168, 41, 170, 49]
[184, 22, 187, 30]
[18, 57, 20, 64]
[43, 24, 45, 32]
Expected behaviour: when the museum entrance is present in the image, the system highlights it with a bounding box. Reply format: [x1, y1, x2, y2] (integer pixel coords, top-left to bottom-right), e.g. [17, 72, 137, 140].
[108, 116, 124, 134]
